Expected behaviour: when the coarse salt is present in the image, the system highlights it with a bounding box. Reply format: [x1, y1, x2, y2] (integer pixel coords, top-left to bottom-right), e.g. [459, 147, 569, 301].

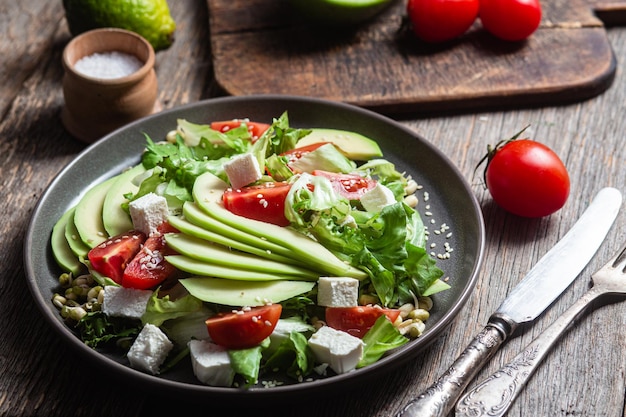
[74, 51, 143, 79]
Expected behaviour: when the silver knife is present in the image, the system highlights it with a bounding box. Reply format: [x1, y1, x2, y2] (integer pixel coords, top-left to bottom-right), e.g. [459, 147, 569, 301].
[395, 187, 623, 417]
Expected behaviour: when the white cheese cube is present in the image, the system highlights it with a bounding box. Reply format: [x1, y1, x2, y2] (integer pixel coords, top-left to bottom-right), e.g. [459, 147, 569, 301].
[317, 277, 359, 307]
[223, 153, 262, 190]
[308, 326, 364, 374]
[360, 183, 396, 213]
[129, 192, 169, 236]
[188, 339, 235, 387]
[102, 286, 152, 320]
[127, 323, 173, 375]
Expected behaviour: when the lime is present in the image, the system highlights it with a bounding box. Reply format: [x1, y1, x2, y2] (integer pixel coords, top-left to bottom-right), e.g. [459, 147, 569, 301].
[63, 0, 176, 51]
[290, 0, 397, 25]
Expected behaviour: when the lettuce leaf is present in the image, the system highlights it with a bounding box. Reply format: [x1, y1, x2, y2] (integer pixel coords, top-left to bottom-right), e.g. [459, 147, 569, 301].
[228, 338, 270, 386]
[142, 291, 204, 326]
[357, 315, 409, 368]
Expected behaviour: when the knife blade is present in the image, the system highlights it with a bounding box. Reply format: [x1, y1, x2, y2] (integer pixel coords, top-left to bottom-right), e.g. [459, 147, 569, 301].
[395, 187, 623, 417]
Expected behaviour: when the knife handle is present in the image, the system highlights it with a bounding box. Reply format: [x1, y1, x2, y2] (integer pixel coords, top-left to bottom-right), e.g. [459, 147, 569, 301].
[455, 287, 602, 417]
[396, 324, 508, 417]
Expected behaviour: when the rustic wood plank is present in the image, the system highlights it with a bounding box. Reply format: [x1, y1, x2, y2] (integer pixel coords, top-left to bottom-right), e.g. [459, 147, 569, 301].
[207, 0, 618, 113]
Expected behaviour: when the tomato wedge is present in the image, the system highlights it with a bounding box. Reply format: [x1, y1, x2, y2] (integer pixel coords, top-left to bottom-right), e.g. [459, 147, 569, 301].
[222, 182, 292, 226]
[210, 120, 270, 141]
[87, 230, 146, 284]
[312, 170, 377, 201]
[325, 306, 401, 338]
[206, 304, 282, 349]
[122, 222, 179, 290]
[281, 142, 329, 167]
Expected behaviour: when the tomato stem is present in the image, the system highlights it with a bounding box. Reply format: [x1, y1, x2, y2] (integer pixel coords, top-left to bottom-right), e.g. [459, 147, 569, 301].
[473, 125, 531, 188]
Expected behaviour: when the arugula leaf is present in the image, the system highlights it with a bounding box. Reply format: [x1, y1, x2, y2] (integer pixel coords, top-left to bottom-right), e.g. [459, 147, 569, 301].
[357, 315, 409, 368]
[76, 311, 142, 348]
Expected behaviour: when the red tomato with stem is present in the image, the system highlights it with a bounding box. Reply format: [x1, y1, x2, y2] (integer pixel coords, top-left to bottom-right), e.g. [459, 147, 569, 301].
[478, 130, 570, 218]
[406, 0, 479, 43]
[206, 304, 282, 349]
[479, 0, 541, 41]
[325, 306, 401, 338]
[122, 222, 179, 290]
[223, 182, 292, 226]
[210, 120, 271, 141]
[312, 170, 377, 201]
[87, 230, 146, 284]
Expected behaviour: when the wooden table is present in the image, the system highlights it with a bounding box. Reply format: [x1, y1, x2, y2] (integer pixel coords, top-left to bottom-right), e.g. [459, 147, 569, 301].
[2, 1, 625, 416]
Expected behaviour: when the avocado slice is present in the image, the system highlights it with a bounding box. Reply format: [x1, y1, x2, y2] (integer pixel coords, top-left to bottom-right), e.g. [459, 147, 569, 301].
[168, 214, 297, 265]
[51, 208, 85, 275]
[64, 207, 91, 259]
[74, 176, 116, 248]
[182, 202, 294, 260]
[295, 128, 383, 161]
[165, 255, 314, 282]
[165, 233, 319, 279]
[102, 164, 146, 236]
[179, 277, 315, 307]
[197, 199, 367, 280]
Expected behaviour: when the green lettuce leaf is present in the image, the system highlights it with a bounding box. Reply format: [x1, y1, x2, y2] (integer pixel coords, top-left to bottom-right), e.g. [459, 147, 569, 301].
[228, 338, 270, 386]
[357, 315, 409, 368]
[142, 291, 204, 326]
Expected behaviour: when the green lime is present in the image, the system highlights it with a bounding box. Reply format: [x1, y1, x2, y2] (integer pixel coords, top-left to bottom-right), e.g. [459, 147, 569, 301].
[290, 0, 397, 25]
[63, 0, 176, 51]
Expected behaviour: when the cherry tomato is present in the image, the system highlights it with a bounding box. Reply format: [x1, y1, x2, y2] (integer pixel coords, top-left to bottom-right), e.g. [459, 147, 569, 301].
[210, 120, 271, 141]
[206, 304, 282, 349]
[122, 222, 179, 290]
[312, 170, 377, 201]
[222, 182, 292, 226]
[406, 0, 479, 43]
[481, 136, 570, 218]
[87, 230, 146, 284]
[325, 306, 401, 338]
[479, 0, 541, 41]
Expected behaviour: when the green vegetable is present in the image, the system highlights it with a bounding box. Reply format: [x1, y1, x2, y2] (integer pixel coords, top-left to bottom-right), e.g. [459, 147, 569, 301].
[76, 311, 141, 348]
[228, 338, 270, 386]
[142, 290, 203, 326]
[264, 331, 314, 379]
[357, 315, 409, 368]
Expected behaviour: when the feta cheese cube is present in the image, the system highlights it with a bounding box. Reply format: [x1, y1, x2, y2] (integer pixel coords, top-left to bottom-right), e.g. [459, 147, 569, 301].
[127, 323, 173, 375]
[308, 326, 364, 374]
[360, 183, 396, 213]
[102, 286, 152, 320]
[317, 277, 359, 307]
[129, 192, 169, 236]
[188, 339, 235, 387]
[223, 153, 262, 190]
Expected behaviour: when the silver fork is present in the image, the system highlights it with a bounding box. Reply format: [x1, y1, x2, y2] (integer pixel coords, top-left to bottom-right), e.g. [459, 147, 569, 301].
[455, 243, 626, 417]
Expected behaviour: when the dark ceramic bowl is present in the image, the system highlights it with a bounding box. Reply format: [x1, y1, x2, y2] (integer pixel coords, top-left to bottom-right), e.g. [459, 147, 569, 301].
[25, 95, 484, 403]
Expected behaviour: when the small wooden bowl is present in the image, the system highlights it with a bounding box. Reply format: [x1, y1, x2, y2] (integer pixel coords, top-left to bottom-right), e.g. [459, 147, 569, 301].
[61, 28, 159, 143]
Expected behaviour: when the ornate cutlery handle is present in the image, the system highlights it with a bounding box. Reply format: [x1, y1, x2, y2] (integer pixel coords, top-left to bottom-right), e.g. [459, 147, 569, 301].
[396, 324, 508, 417]
[455, 287, 603, 417]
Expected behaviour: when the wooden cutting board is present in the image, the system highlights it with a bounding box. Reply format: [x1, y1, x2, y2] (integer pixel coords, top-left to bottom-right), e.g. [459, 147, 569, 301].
[207, 0, 626, 114]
